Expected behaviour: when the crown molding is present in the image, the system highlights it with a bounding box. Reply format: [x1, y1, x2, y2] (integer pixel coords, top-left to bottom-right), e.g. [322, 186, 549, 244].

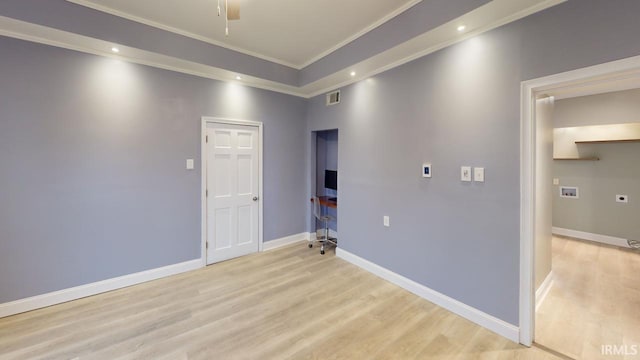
[0, 0, 564, 99]
[296, 0, 423, 69]
[0, 15, 302, 97]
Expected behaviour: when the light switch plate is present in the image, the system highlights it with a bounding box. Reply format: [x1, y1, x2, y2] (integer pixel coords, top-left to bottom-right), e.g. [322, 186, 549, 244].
[186, 159, 195, 170]
[474, 167, 485, 182]
[383, 216, 390, 227]
[461, 166, 472, 182]
[553, 178, 559, 185]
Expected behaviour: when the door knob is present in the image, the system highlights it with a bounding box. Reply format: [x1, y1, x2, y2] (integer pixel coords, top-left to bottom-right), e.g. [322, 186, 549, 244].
[253, 196, 259, 201]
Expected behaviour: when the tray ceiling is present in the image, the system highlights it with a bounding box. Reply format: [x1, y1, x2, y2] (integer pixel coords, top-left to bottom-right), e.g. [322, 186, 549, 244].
[67, 0, 422, 68]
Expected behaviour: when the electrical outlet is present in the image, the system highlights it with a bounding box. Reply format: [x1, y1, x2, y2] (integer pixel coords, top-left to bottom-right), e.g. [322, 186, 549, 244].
[383, 216, 390, 227]
[461, 166, 471, 182]
[186, 159, 195, 170]
[553, 178, 559, 185]
[616, 195, 629, 203]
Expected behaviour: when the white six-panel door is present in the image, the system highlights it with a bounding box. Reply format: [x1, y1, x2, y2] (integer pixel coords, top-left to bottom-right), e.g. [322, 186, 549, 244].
[206, 123, 260, 264]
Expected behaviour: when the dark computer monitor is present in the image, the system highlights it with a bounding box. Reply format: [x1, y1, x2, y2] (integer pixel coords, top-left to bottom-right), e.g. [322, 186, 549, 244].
[324, 170, 337, 190]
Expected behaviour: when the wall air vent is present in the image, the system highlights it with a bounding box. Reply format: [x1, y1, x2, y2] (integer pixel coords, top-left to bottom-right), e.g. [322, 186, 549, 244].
[326, 90, 340, 106]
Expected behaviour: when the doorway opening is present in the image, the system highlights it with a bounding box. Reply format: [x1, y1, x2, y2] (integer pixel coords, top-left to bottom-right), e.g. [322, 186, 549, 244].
[520, 55, 640, 357]
[310, 129, 338, 254]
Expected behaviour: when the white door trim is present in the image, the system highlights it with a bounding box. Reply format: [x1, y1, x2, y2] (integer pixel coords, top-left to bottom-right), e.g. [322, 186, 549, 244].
[201, 117, 264, 267]
[519, 54, 640, 346]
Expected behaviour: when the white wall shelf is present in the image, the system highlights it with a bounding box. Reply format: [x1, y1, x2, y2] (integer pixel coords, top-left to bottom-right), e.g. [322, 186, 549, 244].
[575, 139, 640, 144]
[553, 157, 600, 161]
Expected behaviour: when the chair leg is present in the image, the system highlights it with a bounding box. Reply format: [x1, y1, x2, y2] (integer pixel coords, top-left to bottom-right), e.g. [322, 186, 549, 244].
[323, 218, 337, 255]
[321, 218, 329, 254]
[311, 228, 323, 250]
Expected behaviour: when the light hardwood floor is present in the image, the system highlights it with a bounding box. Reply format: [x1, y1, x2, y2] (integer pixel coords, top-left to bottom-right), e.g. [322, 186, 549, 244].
[536, 236, 640, 360]
[0, 243, 562, 360]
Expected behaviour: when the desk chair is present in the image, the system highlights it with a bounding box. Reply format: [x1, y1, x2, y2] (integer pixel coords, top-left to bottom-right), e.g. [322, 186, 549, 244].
[310, 196, 337, 255]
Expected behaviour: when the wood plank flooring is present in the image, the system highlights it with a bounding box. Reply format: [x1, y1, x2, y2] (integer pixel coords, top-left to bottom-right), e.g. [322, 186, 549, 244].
[0, 243, 561, 359]
[536, 236, 640, 360]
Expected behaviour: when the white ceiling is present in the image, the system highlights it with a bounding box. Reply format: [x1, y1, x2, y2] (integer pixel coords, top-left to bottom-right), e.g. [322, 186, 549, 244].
[66, 0, 421, 68]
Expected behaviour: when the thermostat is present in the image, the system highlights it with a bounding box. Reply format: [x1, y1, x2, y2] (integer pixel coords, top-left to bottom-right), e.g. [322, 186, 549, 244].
[422, 163, 432, 178]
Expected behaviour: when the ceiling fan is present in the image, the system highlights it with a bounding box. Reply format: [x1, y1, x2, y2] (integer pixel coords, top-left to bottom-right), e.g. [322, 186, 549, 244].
[218, 0, 240, 36]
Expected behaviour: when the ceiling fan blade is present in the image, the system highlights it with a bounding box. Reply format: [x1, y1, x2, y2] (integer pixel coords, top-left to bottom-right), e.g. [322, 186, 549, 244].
[227, 0, 240, 20]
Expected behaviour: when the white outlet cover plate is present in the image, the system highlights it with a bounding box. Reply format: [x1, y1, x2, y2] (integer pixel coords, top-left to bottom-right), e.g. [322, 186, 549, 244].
[474, 167, 485, 182]
[186, 159, 195, 170]
[553, 178, 559, 185]
[461, 166, 472, 182]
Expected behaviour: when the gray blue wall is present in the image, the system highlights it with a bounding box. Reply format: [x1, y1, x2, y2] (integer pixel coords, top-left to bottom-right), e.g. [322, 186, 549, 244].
[0, 37, 307, 303]
[305, 0, 640, 325]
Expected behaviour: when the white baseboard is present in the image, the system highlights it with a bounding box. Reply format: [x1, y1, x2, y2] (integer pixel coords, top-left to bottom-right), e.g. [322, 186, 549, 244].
[263, 232, 310, 251]
[535, 271, 554, 311]
[336, 248, 519, 343]
[0, 259, 202, 319]
[552, 227, 629, 248]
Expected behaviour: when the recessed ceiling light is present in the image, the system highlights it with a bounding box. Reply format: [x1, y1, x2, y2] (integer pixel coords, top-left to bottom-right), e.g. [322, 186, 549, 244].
[235, 76, 242, 80]
[457, 25, 466, 32]
[350, 71, 356, 77]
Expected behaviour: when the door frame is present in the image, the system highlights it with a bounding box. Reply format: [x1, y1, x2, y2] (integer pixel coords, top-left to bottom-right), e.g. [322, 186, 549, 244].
[519, 54, 640, 346]
[201, 117, 264, 267]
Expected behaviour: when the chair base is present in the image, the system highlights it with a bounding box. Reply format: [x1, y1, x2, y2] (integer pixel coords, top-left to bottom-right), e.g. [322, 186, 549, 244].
[310, 233, 337, 255]
[320, 237, 337, 255]
[310, 217, 337, 255]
